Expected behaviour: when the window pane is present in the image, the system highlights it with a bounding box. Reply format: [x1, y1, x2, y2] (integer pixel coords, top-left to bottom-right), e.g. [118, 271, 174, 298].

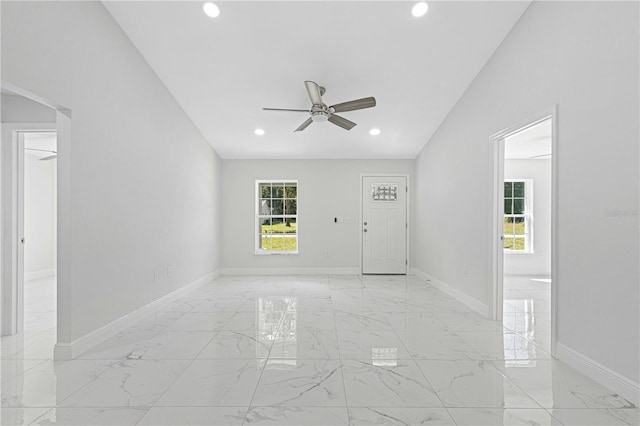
[283, 217, 296, 233]
[271, 199, 284, 215]
[260, 234, 272, 250]
[260, 218, 272, 234]
[285, 235, 297, 251]
[271, 236, 286, 251]
[514, 217, 525, 235]
[504, 237, 515, 250]
[513, 199, 525, 214]
[504, 182, 513, 197]
[270, 217, 285, 233]
[504, 199, 512, 215]
[503, 217, 514, 235]
[262, 235, 297, 252]
[261, 184, 271, 198]
[514, 182, 525, 197]
[259, 199, 271, 215]
[285, 199, 297, 215]
[284, 183, 297, 199]
[273, 184, 284, 199]
[514, 237, 525, 250]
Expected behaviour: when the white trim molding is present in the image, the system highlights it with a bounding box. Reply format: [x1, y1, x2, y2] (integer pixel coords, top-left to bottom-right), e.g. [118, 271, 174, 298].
[54, 270, 219, 359]
[412, 268, 489, 317]
[219, 267, 360, 276]
[556, 343, 640, 405]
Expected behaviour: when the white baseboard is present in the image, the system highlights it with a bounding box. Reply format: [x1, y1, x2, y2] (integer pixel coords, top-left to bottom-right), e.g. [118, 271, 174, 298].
[555, 343, 639, 405]
[25, 269, 56, 281]
[54, 270, 219, 360]
[411, 268, 489, 317]
[219, 267, 360, 276]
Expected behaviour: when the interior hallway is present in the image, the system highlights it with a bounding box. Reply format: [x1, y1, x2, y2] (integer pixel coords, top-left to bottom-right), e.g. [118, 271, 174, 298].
[1, 275, 637, 425]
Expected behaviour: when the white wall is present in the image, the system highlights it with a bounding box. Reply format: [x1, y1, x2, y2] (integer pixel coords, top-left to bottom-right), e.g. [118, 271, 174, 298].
[413, 1, 639, 385]
[222, 160, 413, 272]
[24, 154, 56, 277]
[1, 95, 56, 124]
[2, 1, 222, 342]
[504, 159, 551, 277]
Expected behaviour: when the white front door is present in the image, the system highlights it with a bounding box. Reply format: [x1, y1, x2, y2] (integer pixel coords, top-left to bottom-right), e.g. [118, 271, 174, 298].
[362, 176, 407, 274]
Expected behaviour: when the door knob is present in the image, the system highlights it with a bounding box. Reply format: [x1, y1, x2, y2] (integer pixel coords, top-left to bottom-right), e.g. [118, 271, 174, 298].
[364, 221, 367, 225]
[20, 237, 25, 244]
[363, 229, 368, 232]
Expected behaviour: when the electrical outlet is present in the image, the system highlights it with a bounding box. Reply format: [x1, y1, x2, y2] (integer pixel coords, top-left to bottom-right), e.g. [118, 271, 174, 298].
[153, 271, 159, 283]
[167, 266, 174, 278]
[325, 250, 330, 257]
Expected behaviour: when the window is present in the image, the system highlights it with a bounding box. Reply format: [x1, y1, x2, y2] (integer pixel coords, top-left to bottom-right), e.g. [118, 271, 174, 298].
[504, 179, 533, 253]
[256, 180, 298, 254]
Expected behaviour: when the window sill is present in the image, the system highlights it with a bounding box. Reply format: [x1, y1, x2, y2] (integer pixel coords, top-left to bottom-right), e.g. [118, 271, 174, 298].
[504, 250, 534, 255]
[254, 251, 299, 256]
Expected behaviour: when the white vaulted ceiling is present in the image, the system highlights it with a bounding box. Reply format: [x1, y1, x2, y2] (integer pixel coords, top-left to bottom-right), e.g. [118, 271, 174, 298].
[104, 1, 531, 159]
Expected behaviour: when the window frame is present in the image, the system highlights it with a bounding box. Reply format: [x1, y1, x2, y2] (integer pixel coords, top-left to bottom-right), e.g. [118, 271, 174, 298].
[503, 179, 534, 254]
[255, 179, 299, 255]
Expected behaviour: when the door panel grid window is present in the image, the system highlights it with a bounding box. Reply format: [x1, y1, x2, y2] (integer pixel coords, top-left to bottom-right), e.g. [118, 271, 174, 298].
[504, 180, 532, 252]
[256, 180, 297, 254]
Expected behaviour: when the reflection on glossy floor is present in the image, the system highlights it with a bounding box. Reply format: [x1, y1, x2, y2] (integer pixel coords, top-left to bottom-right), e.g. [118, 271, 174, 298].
[1, 275, 637, 425]
[503, 276, 551, 355]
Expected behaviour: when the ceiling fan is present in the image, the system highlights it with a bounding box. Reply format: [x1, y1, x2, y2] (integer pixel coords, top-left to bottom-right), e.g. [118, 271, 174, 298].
[25, 148, 57, 161]
[263, 81, 376, 132]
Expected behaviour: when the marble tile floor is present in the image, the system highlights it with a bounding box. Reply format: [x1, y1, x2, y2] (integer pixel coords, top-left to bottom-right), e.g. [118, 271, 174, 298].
[1, 275, 637, 425]
[503, 276, 551, 353]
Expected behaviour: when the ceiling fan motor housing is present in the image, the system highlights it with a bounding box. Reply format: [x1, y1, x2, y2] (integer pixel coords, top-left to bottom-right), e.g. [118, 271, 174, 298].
[310, 104, 330, 122]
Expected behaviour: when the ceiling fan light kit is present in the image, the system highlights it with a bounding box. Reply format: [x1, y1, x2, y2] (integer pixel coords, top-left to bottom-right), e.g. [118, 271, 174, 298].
[263, 81, 376, 132]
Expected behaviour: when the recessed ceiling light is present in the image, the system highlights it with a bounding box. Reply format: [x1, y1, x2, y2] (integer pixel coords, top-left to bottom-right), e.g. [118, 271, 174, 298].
[411, 2, 429, 18]
[254, 128, 265, 136]
[202, 2, 220, 18]
[369, 128, 381, 136]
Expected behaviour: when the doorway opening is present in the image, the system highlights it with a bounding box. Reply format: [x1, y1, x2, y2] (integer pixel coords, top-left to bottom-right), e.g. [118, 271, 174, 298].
[22, 131, 58, 335]
[1, 84, 70, 361]
[490, 108, 558, 357]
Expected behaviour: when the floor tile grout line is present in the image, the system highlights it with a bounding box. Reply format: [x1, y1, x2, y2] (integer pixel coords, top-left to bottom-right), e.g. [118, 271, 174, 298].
[329, 274, 355, 425]
[381, 278, 454, 422]
[242, 287, 295, 425]
[27, 355, 126, 411]
[24, 406, 56, 426]
[135, 277, 237, 424]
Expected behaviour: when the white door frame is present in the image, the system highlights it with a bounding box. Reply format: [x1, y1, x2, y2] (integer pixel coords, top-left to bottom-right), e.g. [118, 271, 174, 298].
[489, 105, 559, 357]
[359, 173, 410, 275]
[1, 82, 71, 350]
[1, 123, 56, 335]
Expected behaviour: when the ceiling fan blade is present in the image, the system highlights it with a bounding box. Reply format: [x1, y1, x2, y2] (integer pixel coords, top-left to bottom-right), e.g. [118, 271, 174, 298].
[263, 108, 309, 112]
[304, 81, 323, 106]
[328, 114, 357, 130]
[330, 97, 376, 113]
[25, 148, 56, 154]
[39, 154, 57, 161]
[294, 118, 313, 132]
